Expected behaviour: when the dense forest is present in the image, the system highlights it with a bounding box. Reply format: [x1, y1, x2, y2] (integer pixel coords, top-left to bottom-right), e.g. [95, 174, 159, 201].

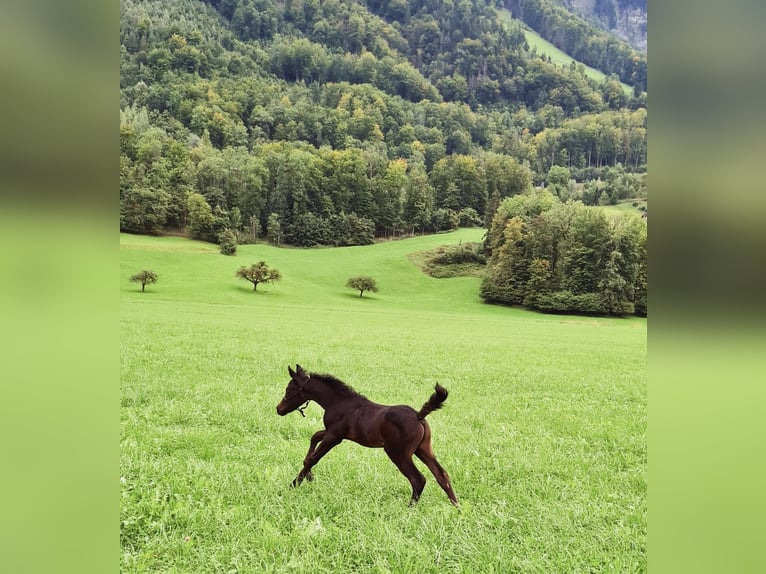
[120, 0, 646, 251]
[481, 188, 646, 316]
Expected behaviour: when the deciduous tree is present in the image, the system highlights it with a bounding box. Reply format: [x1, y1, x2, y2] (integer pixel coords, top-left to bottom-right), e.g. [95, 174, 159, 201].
[346, 276, 378, 298]
[236, 261, 282, 291]
[130, 270, 158, 292]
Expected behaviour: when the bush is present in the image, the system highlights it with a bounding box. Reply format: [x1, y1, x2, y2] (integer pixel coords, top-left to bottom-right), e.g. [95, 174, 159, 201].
[531, 290, 625, 315]
[457, 208, 483, 227]
[289, 212, 332, 247]
[289, 213, 375, 247]
[431, 208, 459, 232]
[431, 242, 486, 266]
[218, 230, 237, 255]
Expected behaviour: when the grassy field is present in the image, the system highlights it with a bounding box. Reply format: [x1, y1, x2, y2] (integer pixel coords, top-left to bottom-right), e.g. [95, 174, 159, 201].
[601, 199, 648, 218]
[121, 229, 646, 573]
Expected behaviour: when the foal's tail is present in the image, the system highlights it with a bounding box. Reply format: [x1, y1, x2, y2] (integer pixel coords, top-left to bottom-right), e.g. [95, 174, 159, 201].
[417, 384, 449, 420]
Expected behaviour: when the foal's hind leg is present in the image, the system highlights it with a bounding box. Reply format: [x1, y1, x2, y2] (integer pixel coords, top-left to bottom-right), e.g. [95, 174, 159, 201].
[415, 428, 459, 506]
[384, 445, 426, 505]
[415, 448, 458, 506]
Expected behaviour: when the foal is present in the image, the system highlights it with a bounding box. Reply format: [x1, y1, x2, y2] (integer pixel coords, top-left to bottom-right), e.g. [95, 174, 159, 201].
[276, 364, 459, 506]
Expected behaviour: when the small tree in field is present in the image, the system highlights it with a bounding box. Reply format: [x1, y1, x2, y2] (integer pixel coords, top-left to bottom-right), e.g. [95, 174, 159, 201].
[236, 261, 282, 291]
[346, 276, 378, 298]
[130, 270, 158, 292]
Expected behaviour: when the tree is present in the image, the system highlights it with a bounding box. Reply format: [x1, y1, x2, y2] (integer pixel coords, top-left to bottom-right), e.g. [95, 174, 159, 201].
[236, 261, 282, 291]
[546, 165, 571, 198]
[186, 192, 220, 242]
[346, 276, 378, 298]
[120, 187, 170, 234]
[266, 213, 282, 246]
[129, 270, 158, 292]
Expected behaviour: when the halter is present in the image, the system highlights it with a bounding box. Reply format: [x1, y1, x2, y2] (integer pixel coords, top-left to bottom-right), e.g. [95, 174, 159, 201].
[284, 376, 311, 417]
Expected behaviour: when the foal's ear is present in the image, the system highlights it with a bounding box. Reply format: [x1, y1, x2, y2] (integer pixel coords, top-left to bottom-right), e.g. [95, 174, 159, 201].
[296, 364, 305, 375]
[288, 365, 296, 378]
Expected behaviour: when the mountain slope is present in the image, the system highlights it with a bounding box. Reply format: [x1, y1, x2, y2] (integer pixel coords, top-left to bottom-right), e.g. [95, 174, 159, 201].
[505, 0, 646, 90]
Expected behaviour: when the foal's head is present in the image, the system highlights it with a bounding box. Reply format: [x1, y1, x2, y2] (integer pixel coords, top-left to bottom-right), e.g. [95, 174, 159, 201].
[276, 364, 311, 416]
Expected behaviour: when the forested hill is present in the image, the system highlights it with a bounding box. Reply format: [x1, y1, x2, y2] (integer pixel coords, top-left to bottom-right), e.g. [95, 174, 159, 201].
[120, 0, 647, 248]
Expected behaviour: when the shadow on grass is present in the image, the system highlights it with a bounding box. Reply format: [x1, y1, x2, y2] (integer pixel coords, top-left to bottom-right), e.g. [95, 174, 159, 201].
[341, 292, 378, 301]
[230, 284, 282, 296]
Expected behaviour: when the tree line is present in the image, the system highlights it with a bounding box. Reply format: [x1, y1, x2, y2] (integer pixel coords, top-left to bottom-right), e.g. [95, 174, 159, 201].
[481, 188, 646, 316]
[120, 110, 532, 245]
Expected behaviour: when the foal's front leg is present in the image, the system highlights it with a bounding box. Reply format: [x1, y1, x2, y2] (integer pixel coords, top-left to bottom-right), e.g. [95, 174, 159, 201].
[292, 433, 342, 487]
[298, 430, 326, 483]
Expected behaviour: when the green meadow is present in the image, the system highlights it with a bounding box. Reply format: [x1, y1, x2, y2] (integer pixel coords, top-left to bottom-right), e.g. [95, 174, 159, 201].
[601, 198, 648, 217]
[121, 229, 646, 573]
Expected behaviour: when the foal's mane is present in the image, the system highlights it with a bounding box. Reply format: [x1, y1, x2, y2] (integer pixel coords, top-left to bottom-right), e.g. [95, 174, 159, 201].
[311, 372, 366, 399]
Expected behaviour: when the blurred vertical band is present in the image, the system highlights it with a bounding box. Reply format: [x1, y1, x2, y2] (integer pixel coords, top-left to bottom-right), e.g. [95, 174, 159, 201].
[0, 2, 117, 574]
[651, 1, 766, 573]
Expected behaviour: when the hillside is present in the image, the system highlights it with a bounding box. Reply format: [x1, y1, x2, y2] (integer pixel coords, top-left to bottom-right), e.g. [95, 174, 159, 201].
[120, 0, 647, 248]
[521, 24, 632, 95]
[505, 0, 646, 87]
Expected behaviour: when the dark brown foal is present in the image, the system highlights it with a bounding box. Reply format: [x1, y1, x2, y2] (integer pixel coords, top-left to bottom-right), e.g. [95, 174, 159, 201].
[276, 364, 459, 506]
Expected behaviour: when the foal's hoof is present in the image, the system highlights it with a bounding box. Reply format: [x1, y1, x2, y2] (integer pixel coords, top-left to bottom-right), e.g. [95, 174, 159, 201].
[290, 478, 299, 488]
[305, 471, 314, 482]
